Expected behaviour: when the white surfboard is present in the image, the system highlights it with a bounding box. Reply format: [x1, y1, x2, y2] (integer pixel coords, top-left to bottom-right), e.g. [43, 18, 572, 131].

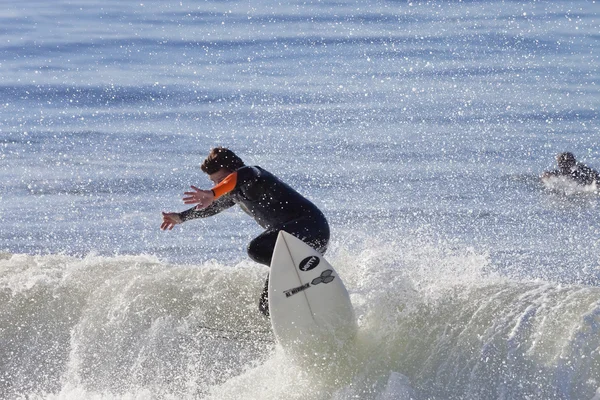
[268, 231, 357, 356]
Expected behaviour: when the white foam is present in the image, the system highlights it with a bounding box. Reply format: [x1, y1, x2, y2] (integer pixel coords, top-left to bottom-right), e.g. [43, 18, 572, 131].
[3, 235, 600, 399]
[542, 175, 599, 196]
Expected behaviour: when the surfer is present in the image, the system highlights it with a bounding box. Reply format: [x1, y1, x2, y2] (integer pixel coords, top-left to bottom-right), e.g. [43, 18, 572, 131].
[542, 152, 600, 186]
[160, 147, 330, 316]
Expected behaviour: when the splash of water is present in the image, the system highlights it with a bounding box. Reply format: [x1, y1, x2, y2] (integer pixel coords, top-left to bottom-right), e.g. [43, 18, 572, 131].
[2, 233, 600, 399]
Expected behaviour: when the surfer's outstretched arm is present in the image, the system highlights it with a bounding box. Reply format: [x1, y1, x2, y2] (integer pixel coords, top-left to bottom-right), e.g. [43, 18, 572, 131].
[179, 197, 236, 221]
[160, 196, 236, 231]
[161, 212, 182, 230]
[182, 168, 256, 209]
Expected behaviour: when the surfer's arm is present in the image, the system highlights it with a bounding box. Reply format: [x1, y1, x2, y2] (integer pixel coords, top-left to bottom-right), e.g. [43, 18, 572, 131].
[183, 167, 260, 208]
[179, 196, 236, 221]
[161, 212, 183, 230]
[180, 178, 237, 211]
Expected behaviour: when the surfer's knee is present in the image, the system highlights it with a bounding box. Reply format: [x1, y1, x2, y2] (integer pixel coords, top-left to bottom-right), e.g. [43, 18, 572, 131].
[247, 236, 273, 266]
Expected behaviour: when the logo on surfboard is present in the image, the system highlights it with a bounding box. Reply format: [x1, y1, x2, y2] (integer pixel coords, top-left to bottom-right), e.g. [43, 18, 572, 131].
[299, 256, 320, 271]
[311, 269, 335, 285]
[284, 283, 310, 297]
[283, 269, 336, 298]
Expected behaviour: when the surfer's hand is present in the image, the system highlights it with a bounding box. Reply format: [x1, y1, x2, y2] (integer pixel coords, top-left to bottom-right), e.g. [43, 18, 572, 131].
[183, 185, 215, 209]
[161, 212, 182, 230]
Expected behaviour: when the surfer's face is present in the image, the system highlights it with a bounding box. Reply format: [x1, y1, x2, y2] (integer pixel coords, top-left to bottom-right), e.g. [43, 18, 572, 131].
[208, 168, 232, 185]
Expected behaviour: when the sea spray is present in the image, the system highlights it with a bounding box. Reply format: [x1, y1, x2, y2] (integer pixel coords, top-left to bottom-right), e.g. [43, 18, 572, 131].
[2, 234, 600, 399]
[1, 254, 272, 399]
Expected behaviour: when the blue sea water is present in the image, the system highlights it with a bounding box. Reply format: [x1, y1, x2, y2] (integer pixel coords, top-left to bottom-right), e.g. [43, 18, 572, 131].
[1, 0, 600, 398]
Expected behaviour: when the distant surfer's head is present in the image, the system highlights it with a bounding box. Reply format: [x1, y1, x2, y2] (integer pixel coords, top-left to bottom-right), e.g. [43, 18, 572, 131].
[201, 147, 245, 174]
[556, 152, 576, 169]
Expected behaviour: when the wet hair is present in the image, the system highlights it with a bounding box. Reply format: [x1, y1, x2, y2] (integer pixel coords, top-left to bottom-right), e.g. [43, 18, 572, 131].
[201, 147, 245, 174]
[557, 152, 576, 168]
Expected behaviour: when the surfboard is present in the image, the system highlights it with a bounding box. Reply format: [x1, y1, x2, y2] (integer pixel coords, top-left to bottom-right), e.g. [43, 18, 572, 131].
[268, 231, 357, 356]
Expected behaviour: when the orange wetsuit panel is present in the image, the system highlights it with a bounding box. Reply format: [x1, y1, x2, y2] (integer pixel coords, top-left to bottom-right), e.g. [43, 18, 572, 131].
[211, 171, 238, 199]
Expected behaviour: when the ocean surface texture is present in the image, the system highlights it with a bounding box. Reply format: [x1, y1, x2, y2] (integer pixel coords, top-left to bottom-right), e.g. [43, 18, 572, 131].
[1, 0, 600, 399]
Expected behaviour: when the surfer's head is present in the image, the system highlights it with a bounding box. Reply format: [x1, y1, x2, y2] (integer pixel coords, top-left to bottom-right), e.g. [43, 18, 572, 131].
[556, 152, 576, 169]
[201, 147, 245, 175]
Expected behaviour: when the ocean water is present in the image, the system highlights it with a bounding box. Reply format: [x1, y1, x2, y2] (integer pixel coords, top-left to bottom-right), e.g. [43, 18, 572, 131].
[1, 0, 600, 398]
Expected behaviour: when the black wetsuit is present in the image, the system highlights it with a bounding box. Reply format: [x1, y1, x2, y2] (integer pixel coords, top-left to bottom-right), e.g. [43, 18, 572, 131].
[178, 165, 330, 315]
[550, 163, 600, 186]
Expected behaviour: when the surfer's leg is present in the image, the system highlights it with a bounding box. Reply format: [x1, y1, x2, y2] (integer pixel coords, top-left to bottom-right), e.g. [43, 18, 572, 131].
[247, 230, 278, 317]
[247, 218, 329, 265]
[278, 217, 330, 255]
[258, 276, 269, 317]
[247, 229, 279, 266]
[248, 218, 330, 316]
